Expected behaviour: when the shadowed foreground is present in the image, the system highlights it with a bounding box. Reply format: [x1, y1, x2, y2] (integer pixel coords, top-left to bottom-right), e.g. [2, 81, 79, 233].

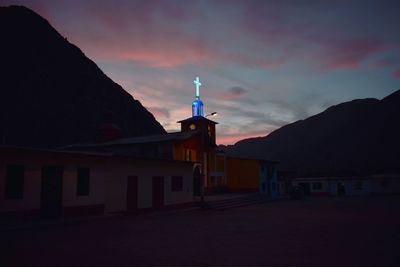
[2, 196, 399, 267]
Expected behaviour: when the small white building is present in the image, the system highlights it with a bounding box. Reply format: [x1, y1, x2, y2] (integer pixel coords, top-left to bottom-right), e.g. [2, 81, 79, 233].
[292, 175, 400, 196]
[0, 146, 194, 219]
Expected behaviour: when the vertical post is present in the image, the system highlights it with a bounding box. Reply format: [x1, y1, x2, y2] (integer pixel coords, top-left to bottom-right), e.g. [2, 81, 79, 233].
[200, 119, 205, 203]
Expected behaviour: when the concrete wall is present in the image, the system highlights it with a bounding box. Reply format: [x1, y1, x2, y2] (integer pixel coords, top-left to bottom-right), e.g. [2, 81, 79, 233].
[292, 180, 331, 196]
[104, 158, 193, 212]
[0, 150, 106, 216]
[293, 176, 400, 196]
[369, 177, 400, 194]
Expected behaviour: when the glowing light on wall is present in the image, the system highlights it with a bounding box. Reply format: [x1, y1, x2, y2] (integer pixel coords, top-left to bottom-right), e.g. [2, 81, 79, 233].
[192, 76, 204, 117]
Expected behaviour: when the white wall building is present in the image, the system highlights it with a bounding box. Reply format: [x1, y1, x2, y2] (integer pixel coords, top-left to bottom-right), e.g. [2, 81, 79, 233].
[292, 175, 400, 196]
[0, 147, 194, 219]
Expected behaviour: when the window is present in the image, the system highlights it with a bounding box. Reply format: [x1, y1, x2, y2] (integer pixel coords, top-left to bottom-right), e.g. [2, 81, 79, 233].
[312, 182, 322, 190]
[77, 168, 90, 196]
[5, 165, 24, 199]
[185, 149, 192, 161]
[171, 176, 183, 192]
[352, 180, 362, 190]
[189, 123, 196, 130]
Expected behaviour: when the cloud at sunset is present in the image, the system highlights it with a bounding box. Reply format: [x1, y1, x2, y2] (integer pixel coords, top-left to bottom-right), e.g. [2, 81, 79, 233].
[2, 0, 400, 144]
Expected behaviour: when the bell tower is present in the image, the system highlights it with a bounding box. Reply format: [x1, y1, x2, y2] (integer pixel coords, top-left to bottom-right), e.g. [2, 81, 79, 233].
[179, 76, 217, 144]
[177, 76, 218, 197]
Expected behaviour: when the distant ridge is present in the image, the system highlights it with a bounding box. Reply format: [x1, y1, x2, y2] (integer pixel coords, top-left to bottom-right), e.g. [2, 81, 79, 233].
[0, 5, 165, 148]
[225, 89, 400, 176]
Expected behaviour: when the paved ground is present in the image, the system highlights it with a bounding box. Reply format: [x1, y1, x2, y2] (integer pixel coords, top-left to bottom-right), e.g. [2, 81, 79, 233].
[1, 196, 400, 267]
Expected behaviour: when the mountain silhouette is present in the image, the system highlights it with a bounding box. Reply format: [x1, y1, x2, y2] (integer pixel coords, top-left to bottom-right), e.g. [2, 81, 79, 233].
[0, 5, 165, 148]
[225, 89, 400, 176]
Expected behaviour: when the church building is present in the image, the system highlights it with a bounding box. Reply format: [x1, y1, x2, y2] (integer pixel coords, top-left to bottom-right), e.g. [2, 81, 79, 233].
[66, 76, 220, 194]
[66, 76, 279, 196]
[0, 76, 280, 220]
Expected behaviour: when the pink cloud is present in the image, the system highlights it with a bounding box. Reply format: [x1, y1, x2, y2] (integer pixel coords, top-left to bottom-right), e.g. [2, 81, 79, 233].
[51, 1, 290, 69]
[217, 130, 268, 145]
[147, 107, 170, 119]
[71, 30, 211, 68]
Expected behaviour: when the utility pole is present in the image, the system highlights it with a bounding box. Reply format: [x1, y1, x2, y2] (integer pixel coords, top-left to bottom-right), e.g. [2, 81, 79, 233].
[200, 119, 205, 204]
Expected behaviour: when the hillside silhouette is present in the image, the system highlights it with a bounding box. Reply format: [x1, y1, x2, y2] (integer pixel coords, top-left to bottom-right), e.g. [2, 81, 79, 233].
[226, 90, 400, 175]
[0, 6, 165, 148]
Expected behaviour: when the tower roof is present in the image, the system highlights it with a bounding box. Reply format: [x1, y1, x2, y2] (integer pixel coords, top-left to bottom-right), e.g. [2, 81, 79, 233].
[177, 116, 218, 124]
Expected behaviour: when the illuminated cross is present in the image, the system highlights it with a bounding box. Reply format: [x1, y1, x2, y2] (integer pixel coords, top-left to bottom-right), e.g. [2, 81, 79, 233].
[194, 76, 202, 99]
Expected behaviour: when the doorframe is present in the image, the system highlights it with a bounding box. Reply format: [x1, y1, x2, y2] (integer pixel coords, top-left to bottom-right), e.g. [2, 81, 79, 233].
[152, 176, 164, 209]
[127, 176, 138, 212]
[40, 165, 64, 218]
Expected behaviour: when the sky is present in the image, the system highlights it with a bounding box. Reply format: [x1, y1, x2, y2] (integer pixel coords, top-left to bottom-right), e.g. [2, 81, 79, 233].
[3, 0, 400, 144]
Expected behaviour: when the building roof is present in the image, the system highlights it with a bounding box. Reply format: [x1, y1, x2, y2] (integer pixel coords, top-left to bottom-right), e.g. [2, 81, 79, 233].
[64, 130, 201, 149]
[177, 116, 218, 124]
[225, 155, 279, 164]
[0, 146, 194, 165]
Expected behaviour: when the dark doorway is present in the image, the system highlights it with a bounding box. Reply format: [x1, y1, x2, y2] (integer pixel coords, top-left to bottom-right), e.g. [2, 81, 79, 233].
[337, 182, 346, 196]
[127, 176, 138, 212]
[41, 166, 63, 218]
[267, 180, 271, 196]
[193, 166, 201, 196]
[298, 182, 311, 196]
[152, 176, 164, 209]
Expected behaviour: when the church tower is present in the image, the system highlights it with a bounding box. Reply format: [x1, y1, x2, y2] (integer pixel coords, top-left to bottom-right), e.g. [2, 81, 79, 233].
[177, 76, 218, 196]
[179, 76, 217, 144]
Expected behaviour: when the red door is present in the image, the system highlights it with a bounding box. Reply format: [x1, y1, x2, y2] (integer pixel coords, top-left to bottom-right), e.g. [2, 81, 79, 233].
[152, 176, 164, 209]
[41, 166, 63, 218]
[127, 176, 138, 211]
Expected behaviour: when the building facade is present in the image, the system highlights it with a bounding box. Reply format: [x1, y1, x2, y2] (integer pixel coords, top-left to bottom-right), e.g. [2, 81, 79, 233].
[292, 175, 400, 196]
[0, 147, 193, 219]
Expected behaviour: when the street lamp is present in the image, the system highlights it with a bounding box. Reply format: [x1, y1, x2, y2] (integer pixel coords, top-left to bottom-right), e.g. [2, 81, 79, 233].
[205, 112, 218, 118]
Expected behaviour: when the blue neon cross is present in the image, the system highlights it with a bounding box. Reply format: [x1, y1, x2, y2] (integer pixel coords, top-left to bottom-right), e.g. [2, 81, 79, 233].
[194, 76, 202, 98]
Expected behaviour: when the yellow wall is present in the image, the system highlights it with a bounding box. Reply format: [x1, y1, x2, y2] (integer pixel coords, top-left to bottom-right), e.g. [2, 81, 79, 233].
[226, 157, 259, 191]
[172, 142, 199, 163]
[172, 142, 185, 161]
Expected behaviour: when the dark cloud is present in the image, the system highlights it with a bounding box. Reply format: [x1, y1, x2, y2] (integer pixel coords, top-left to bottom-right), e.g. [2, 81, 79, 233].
[147, 107, 170, 118]
[394, 69, 400, 80]
[229, 86, 247, 95]
[372, 57, 399, 68]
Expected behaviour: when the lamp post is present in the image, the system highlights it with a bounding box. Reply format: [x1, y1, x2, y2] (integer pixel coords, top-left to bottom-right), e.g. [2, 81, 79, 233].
[199, 112, 218, 205]
[205, 112, 218, 118]
[200, 123, 205, 204]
